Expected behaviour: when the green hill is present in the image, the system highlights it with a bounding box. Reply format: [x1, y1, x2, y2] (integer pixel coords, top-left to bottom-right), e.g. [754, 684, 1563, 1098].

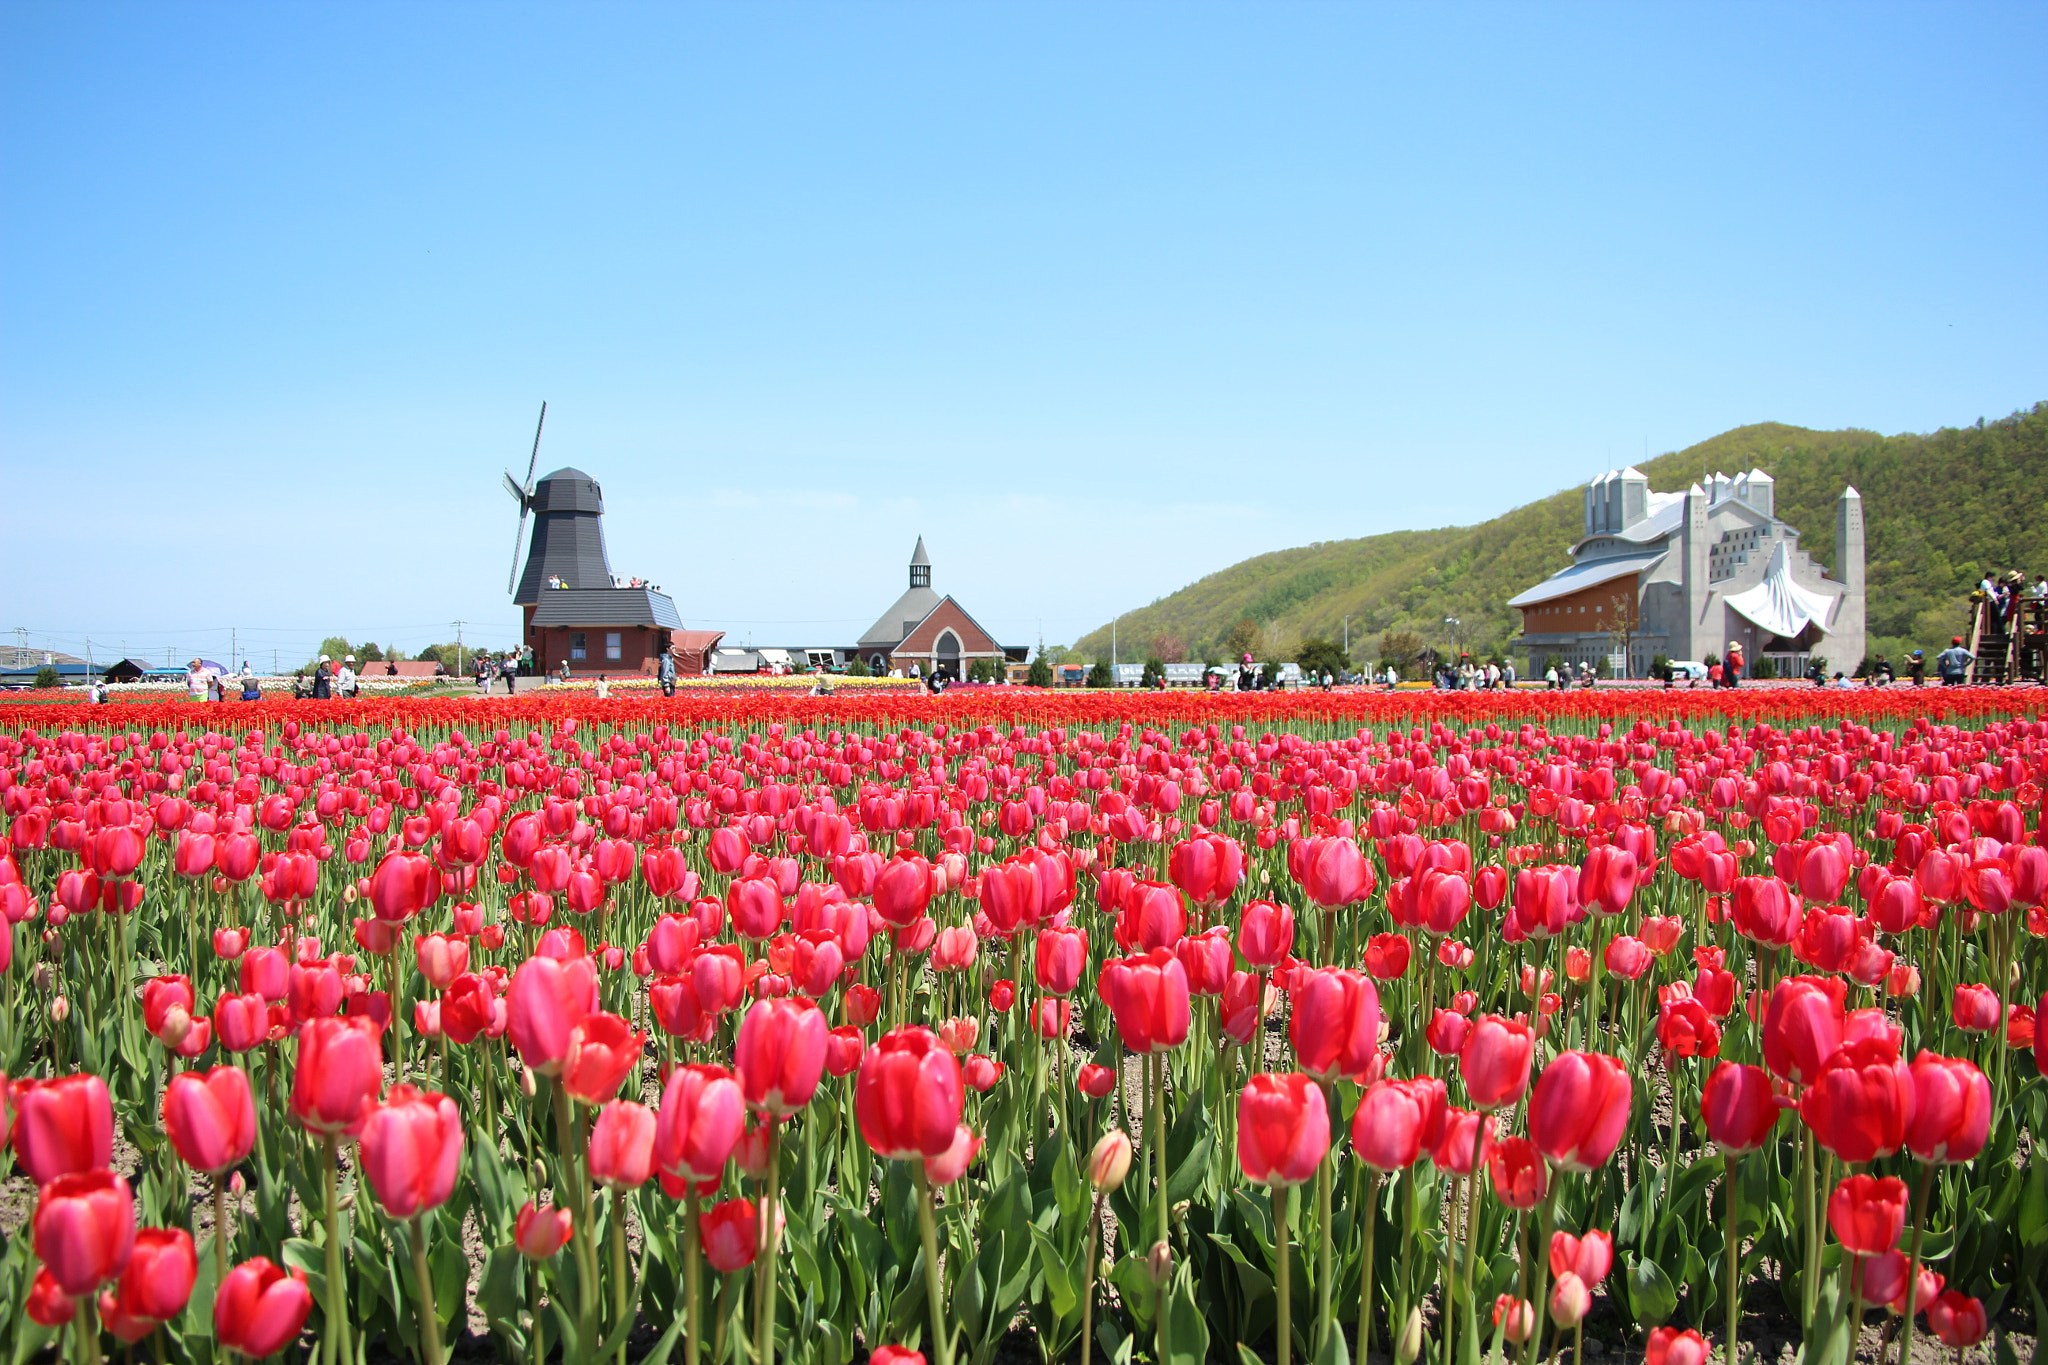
[1071, 403, 2048, 671]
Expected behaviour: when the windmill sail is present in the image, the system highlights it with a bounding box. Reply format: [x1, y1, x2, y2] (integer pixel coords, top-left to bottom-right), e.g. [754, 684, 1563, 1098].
[506, 402, 547, 595]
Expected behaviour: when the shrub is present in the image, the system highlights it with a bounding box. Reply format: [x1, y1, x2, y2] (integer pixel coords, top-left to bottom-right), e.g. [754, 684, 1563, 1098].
[1027, 656, 1053, 688]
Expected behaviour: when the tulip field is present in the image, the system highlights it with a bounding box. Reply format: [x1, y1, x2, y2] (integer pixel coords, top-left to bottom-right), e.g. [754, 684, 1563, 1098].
[0, 689, 2043, 1365]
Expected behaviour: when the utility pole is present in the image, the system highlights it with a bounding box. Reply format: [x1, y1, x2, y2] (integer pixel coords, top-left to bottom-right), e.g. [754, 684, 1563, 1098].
[272, 649, 278, 675]
[1112, 616, 1118, 668]
[231, 626, 237, 671]
[454, 621, 467, 678]
[1343, 615, 1350, 654]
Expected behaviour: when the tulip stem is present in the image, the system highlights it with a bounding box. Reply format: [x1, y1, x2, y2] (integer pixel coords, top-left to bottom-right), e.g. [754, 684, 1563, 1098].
[755, 1120, 781, 1365]
[410, 1214, 446, 1365]
[1080, 1191, 1105, 1365]
[1153, 1051, 1172, 1365]
[1725, 1153, 1742, 1365]
[1897, 1162, 1937, 1365]
[1315, 1140, 1335, 1358]
[1275, 1183, 1293, 1365]
[913, 1163, 952, 1365]
[213, 1179, 231, 1287]
[1358, 1170, 1385, 1364]
[1525, 1177, 1561, 1365]
[322, 1137, 353, 1365]
[549, 1081, 598, 1332]
[683, 1198, 703, 1365]
[610, 1194, 629, 1365]
[1799, 1127, 1817, 1335]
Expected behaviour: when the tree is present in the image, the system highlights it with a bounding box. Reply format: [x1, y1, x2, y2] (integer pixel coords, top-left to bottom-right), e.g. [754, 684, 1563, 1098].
[1295, 637, 1350, 680]
[1377, 630, 1427, 680]
[1605, 590, 1640, 678]
[1086, 661, 1113, 688]
[1223, 618, 1260, 662]
[358, 642, 385, 663]
[1140, 657, 1166, 688]
[1036, 643, 1071, 667]
[1149, 634, 1188, 665]
[33, 665, 62, 690]
[314, 636, 354, 667]
[1027, 655, 1053, 688]
[845, 656, 872, 678]
[967, 658, 996, 683]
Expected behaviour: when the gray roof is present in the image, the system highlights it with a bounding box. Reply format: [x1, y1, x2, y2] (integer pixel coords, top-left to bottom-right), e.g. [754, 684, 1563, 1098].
[858, 584, 944, 649]
[909, 536, 930, 567]
[1506, 548, 1667, 608]
[527, 587, 684, 629]
[514, 468, 612, 604]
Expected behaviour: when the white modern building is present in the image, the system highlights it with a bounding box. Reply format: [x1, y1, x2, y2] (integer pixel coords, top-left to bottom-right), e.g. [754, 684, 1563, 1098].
[1509, 467, 1866, 678]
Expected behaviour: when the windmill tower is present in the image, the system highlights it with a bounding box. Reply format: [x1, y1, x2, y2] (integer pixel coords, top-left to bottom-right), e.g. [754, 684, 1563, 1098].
[499, 404, 684, 676]
[503, 405, 614, 604]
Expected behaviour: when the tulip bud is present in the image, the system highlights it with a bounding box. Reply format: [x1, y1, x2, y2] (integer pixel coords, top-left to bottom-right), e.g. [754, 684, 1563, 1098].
[1549, 1271, 1591, 1328]
[1087, 1130, 1133, 1192]
[1147, 1240, 1172, 1286]
[520, 1067, 538, 1098]
[157, 1004, 193, 1049]
[50, 995, 69, 1023]
[33, 962, 54, 991]
[1396, 1306, 1426, 1365]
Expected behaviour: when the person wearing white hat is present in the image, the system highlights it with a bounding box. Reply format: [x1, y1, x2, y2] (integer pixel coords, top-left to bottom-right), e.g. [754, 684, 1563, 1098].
[312, 654, 333, 699]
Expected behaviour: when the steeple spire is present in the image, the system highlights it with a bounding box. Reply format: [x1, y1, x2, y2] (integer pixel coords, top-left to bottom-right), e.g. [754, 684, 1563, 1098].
[909, 536, 930, 589]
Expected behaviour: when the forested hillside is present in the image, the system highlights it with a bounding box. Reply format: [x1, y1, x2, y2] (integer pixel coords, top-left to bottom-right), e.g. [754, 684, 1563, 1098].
[1070, 403, 2046, 670]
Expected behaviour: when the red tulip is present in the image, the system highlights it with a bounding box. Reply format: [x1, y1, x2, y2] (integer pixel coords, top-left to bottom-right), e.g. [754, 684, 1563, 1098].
[1548, 1229, 1613, 1287]
[871, 855, 933, 928]
[1431, 1107, 1495, 1174]
[1289, 966, 1383, 1082]
[588, 1099, 657, 1189]
[506, 953, 598, 1075]
[359, 1086, 462, 1218]
[1237, 1071, 1329, 1187]
[1460, 1014, 1534, 1110]
[1762, 975, 1846, 1086]
[855, 1026, 965, 1160]
[1077, 1063, 1118, 1099]
[1034, 925, 1088, 996]
[734, 996, 828, 1117]
[290, 1016, 384, 1136]
[99, 1226, 197, 1340]
[1699, 1062, 1779, 1154]
[213, 1257, 314, 1357]
[515, 1202, 574, 1258]
[561, 1012, 647, 1105]
[1548, 1271, 1591, 1330]
[12, 1072, 114, 1184]
[1425, 1008, 1471, 1056]
[1646, 1327, 1710, 1365]
[414, 933, 468, 990]
[1097, 948, 1192, 1053]
[27, 1266, 74, 1327]
[1801, 1037, 1914, 1163]
[1827, 1173, 1908, 1256]
[1299, 836, 1376, 907]
[35, 1168, 135, 1295]
[1238, 899, 1295, 966]
[926, 1124, 984, 1185]
[240, 946, 290, 1002]
[163, 1066, 256, 1173]
[1904, 1051, 1990, 1164]
[1351, 1077, 1446, 1173]
[701, 1197, 759, 1272]
[1114, 880, 1186, 952]
[1363, 933, 1412, 980]
[871, 1349, 926, 1365]
[143, 975, 196, 1038]
[1526, 1050, 1632, 1172]
[1168, 831, 1245, 906]
[369, 850, 439, 923]
[1926, 1291, 1988, 1347]
[1603, 935, 1652, 981]
[1487, 1135, 1548, 1208]
[1951, 983, 2000, 1032]
[1657, 996, 1721, 1059]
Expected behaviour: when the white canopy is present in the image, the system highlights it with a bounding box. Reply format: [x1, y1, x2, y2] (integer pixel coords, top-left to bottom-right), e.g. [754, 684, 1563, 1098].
[1724, 542, 1837, 640]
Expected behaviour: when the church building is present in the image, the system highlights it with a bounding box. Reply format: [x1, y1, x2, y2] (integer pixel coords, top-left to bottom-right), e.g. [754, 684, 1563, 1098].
[1509, 467, 1866, 678]
[851, 539, 1024, 679]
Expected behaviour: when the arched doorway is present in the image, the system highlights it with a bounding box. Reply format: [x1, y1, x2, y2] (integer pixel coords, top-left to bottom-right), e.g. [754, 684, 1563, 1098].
[935, 630, 961, 680]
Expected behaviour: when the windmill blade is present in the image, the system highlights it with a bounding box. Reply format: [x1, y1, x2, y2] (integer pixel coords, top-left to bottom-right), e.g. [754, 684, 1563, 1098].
[507, 401, 548, 596]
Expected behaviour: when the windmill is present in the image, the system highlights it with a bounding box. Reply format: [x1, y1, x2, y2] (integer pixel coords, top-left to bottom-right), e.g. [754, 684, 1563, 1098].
[503, 402, 548, 595]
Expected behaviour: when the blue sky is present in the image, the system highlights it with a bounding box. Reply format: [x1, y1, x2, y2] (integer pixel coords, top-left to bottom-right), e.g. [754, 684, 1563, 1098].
[4, 2, 2043, 668]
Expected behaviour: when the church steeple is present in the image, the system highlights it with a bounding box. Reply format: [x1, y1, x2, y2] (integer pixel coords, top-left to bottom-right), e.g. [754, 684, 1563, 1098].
[909, 536, 931, 589]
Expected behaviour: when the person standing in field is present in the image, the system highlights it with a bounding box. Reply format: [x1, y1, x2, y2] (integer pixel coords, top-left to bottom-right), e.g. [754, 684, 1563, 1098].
[1937, 636, 1974, 685]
